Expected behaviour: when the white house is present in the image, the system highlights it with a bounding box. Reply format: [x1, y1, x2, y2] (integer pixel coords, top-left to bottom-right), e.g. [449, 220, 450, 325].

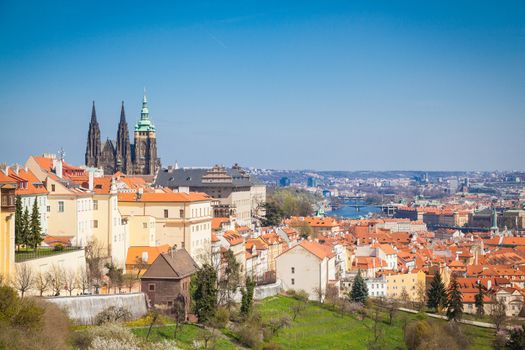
[365, 276, 387, 298]
[276, 240, 338, 301]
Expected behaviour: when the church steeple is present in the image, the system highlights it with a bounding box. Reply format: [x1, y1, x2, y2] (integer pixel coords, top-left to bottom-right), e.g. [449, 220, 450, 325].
[116, 101, 132, 174]
[120, 100, 126, 123]
[85, 101, 101, 167]
[135, 89, 156, 132]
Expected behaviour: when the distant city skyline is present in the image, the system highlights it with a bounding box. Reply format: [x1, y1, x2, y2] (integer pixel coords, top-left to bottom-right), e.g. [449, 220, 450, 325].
[1, 1, 524, 171]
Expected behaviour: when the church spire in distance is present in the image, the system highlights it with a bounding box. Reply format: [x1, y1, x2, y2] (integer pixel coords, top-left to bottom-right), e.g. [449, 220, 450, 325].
[120, 100, 126, 123]
[85, 101, 101, 168]
[135, 88, 156, 132]
[91, 100, 97, 122]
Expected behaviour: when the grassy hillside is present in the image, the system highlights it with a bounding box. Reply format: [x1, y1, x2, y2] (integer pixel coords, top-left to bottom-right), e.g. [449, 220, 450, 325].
[255, 295, 494, 350]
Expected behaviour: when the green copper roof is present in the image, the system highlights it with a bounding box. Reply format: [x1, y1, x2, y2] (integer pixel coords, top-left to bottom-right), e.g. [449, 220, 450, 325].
[135, 93, 156, 132]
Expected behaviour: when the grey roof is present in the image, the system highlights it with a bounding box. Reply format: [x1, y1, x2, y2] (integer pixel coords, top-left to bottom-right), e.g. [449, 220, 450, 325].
[155, 165, 259, 188]
[141, 249, 199, 280]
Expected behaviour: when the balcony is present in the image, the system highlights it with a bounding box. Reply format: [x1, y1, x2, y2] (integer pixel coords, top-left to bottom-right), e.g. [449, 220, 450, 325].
[1, 188, 16, 212]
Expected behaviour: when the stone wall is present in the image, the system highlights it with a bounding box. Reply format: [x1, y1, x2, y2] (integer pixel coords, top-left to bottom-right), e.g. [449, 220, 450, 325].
[232, 279, 282, 302]
[46, 293, 147, 325]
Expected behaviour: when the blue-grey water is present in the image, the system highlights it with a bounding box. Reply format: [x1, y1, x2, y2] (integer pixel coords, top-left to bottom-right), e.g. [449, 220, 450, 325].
[326, 201, 381, 219]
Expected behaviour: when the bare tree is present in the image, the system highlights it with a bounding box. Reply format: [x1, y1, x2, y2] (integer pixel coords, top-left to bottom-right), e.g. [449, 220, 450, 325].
[76, 266, 90, 294]
[387, 299, 399, 325]
[33, 270, 50, 296]
[291, 301, 306, 321]
[85, 239, 104, 294]
[12, 264, 33, 297]
[399, 287, 410, 306]
[490, 298, 507, 332]
[63, 269, 77, 296]
[416, 280, 427, 311]
[364, 303, 384, 349]
[265, 316, 291, 337]
[172, 294, 186, 339]
[124, 273, 136, 293]
[49, 264, 64, 296]
[134, 256, 149, 279]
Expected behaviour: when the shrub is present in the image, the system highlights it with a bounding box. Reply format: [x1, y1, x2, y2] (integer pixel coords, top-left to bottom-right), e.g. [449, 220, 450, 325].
[211, 306, 230, 329]
[94, 306, 132, 325]
[263, 342, 284, 350]
[53, 244, 64, 252]
[292, 290, 309, 302]
[238, 323, 262, 348]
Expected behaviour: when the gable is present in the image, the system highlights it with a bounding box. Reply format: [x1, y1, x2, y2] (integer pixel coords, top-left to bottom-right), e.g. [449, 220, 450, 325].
[142, 254, 181, 279]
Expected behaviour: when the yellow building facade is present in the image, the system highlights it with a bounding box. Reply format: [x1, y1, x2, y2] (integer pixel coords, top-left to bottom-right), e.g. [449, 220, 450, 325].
[0, 173, 16, 279]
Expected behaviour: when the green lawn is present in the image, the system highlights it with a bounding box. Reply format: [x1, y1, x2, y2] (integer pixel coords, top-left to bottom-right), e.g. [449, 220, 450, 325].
[14, 247, 80, 262]
[132, 324, 238, 350]
[255, 295, 495, 350]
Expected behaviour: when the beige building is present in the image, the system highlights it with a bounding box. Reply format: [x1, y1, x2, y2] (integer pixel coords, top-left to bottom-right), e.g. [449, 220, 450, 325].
[386, 270, 426, 301]
[276, 240, 337, 301]
[91, 176, 128, 267]
[26, 155, 94, 247]
[0, 171, 16, 279]
[155, 164, 266, 226]
[118, 191, 212, 263]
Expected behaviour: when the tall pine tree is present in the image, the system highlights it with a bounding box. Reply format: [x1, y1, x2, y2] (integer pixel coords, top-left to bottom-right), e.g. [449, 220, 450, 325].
[427, 271, 447, 312]
[21, 207, 31, 248]
[349, 270, 368, 304]
[29, 199, 43, 250]
[240, 276, 255, 317]
[191, 263, 218, 323]
[474, 282, 486, 318]
[446, 275, 463, 322]
[14, 196, 24, 250]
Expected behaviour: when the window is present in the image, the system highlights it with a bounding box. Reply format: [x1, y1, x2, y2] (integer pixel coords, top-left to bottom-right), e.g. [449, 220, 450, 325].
[164, 209, 169, 218]
[143, 222, 148, 229]
[47, 205, 50, 212]
[51, 184, 55, 192]
[167, 301, 173, 307]
[291, 267, 295, 274]
[93, 200, 98, 210]
[179, 209, 184, 218]
[93, 220, 98, 228]
[148, 283, 156, 291]
[291, 278, 295, 285]
[58, 201, 64, 212]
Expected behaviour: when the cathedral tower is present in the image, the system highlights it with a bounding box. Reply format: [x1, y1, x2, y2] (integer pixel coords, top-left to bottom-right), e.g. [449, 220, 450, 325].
[133, 92, 158, 175]
[85, 101, 101, 167]
[116, 101, 133, 174]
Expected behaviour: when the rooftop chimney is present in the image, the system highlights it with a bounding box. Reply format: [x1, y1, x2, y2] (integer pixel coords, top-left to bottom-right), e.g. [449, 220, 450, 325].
[88, 171, 94, 191]
[55, 159, 63, 179]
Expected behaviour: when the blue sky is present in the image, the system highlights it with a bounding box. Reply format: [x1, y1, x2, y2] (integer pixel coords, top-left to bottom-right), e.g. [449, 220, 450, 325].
[0, 1, 524, 171]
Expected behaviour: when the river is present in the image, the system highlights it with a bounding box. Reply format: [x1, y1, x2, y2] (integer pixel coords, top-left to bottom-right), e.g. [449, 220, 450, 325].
[326, 200, 381, 219]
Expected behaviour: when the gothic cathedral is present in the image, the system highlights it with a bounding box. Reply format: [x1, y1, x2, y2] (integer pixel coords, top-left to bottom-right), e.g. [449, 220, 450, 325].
[85, 93, 159, 176]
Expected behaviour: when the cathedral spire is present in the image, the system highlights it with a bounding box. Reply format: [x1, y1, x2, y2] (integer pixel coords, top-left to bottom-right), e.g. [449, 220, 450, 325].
[85, 101, 101, 168]
[120, 101, 126, 123]
[135, 89, 156, 132]
[91, 101, 97, 123]
[141, 89, 149, 120]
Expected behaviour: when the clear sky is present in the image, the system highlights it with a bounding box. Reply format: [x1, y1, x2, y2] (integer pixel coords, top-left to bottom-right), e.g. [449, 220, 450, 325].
[1, 0, 524, 171]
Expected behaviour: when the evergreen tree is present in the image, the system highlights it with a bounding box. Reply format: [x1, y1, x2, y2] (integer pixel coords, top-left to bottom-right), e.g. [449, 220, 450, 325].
[261, 202, 284, 226]
[446, 275, 463, 322]
[474, 282, 485, 318]
[219, 249, 240, 309]
[21, 207, 31, 248]
[191, 264, 218, 323]
[427, 271, 447, 312]
[240, 277, 255, 317]
[506, 325, 525, 350]
[14, 196, 24, 250]
[349, 270, 368, 304]
[29, 199, 43, 250]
